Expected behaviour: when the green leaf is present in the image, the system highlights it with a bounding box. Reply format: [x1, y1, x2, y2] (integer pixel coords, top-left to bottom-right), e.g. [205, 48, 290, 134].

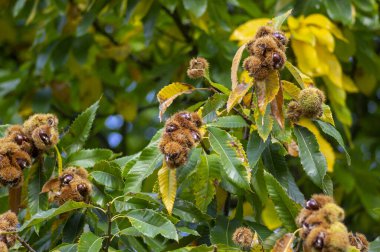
[124, 130, 162, 192]
[369, 237, 380, 252]
[316, 120, 351, 165]
[13, 0, 27, 16]
[0, 125, 10, 137]
[294, 125, 327, 189]
[262, 143, 304, 204]
[207, 115, 248, 128]
[20, 201, 91, 231]
[66, 149, 114, 168]
[254, 104, 273, 141]
[202, 93, 228, 123]
[264, 171, 301, 231]
[59, 99, 99, 155]
[51, 243, 78, 252]
[91, 161, 123, 190]
[182, 0, 207, 17]
[177, 148, 202, 184]
[208, 127, 250, 190]
[272, 9, 292, 30]
[324, 0, 353, 26]
[263, 228, 288, 250]
[194, 153, 220, 212]
[172, 199, 212, 223]
[27, 162, 48, 216]
[126, 209, 178, 241]
[78, 232, 103, 252]
[247, 131, 269, 170]
[210, 215, 241, 247]
[63, 212, 85, 243]
[177, 226, 200, 237]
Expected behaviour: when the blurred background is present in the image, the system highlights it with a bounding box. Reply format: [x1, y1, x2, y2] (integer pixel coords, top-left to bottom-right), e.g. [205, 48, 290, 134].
[0, 0, 380, 237]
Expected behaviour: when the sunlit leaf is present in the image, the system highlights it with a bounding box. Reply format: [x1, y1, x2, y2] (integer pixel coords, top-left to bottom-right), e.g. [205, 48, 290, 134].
[282, 81, 301, 100]
[227, 82, 253, 113]
[272, 9, 292, 30]
[294, 125, 327, 189]
[303, 14, 346, 41]
[230, 18, 271, 45]
[59, 99, 99, 155]
[270, 82, 284, 128]
[261, 199, 282, 230]
[20, 201, 91, 231]
[320, 104, 335, 126]
[207, 115, 248, 128]
[231, 44, 246, 91]
[247, 131, 269, 169]
[297, 119, 336, 172]
[126, 209, 178, 241]
[324, 0, 353, 26]
[316, 120, 351, 165]
[202, 93, 228, 123]
[284, 62, 314, 88]
[158, 162, 177, 215]
[316, 45, 342, 87]
[157, 82, 196, 121]
[254, 104, 273, 141]
[78, 232, 103, 252]
[208, 127, 251, 189]
[255, 70, 280, 115]
[66, 149, 114, 168]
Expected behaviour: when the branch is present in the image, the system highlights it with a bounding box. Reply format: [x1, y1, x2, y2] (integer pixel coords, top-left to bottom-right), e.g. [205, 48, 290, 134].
[17, 235, 36, 252]
[102, 203, 112, 251]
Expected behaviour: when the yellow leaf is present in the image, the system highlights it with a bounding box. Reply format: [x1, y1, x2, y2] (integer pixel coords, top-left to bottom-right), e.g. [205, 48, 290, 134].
[297, 118, 336, 172]
[291, 26, 316, 45]
[272, 233, 294, 252]
[342, 74, 358, 93]
[240, 70, 254, 84]
[255, 71, 280, 114]
[157, 82, 196, 121]
[284, 61, 315, 88]
[316, 45, 342, 87]
[231, 44, 247, 90]
[271, 84, 284, 129]
[320, 104, 335, 126]
[287, 16, 301, 30]
[309, 26, 335, 52]
[216, 186, 228, 215]
[290, 40, 325, 76]
[158, 163, 177, 215]
[230, 18, 271, 45]
[303, 14, 347, 42]
[227, 82, 254, 112]
[282, 80, 301, 100]
[262, 199, 282, 230]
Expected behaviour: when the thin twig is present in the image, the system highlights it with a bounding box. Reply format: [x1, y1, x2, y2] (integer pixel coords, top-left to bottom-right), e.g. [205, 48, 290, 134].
[17, 235, 36, 252]
[102, 203, 112, 251]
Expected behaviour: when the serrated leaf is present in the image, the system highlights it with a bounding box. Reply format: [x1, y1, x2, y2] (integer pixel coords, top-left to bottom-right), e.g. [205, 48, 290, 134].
[320, 104, 335, 126]
[210, 215, 241, 246]
[207, 115, 248, 128]
[208, 127, 250, 189]
[282, 80, 301, 100]
[227, 82, 253, 113]
[91, 161, 123, 190]
[157, 82, 196, 121]
[78, 232, 103, 252]
[369, 237, 380, 252]
[264, 172, 301, 231]
[202, 93, 228, 123]
[59, 99, 99, 155]
[316, 120, 351, 165]
[297, 119, 336, 172]
[294, 125, 327, 189]
[158, 163, 177, 215]
[254, 104, 273, 141]
[51, 243, 78, 252]
[256, 70, 280, 114]
[247, 131, 269, 169]
[263, 228, 288, 250]
[270, 82, 284, 128]
[194, 153, 220, 212]
[66, 149, 114, 168]
[231, 44, 247, 91]
[177, 148, 202, 184]
[285, 61, 314, 88]
[124, 130, 162, 192]
[126, 209, 178, 241]
[173, 199, 212, 223]
[324, 0, 353, 26]
[273, 9, 292, 30]
[20, 201, 91, 231]
[28, 163, 48, 216]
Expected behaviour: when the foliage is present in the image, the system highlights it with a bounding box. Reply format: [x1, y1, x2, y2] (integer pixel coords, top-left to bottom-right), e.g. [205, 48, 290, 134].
[0, 0, 379, 251]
